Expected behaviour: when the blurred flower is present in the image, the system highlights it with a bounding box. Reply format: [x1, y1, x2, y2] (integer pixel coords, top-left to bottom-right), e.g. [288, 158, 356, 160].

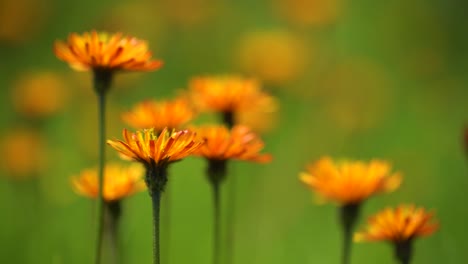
[160, 0, 218, 27]
[0, 128, 47, 178]
[273, 0, 342, 27]
[53, 31, 163, 72]
[71, 163, 145, 201]
[11, 71, 69, 118]
[0, 0, 50, 43]
[237, 103, 279, 134]
[122, 97, 196, 131]
[300, 157, 402, 205]
[355, 205, 438, 243]
[355, 205, 438, 264]
[192, 125, 272, 163]
[189, 76, 276, 114]
[107, 128, 204, 167]
[236, 30, 308, 85]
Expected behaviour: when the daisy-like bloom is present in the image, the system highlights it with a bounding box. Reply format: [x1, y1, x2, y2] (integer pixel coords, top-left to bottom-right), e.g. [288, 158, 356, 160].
[122, 97, 196, 131]
[354, 205, 438, 243]
[192, 125, 272, 163]
[53, 31, 163, 72]
[71, 163, 145, 202]
[107, 127, 203, 168]
[189, 76, 276, 125]
[300, 157, 402, 205]
[355, 205, 438, 264]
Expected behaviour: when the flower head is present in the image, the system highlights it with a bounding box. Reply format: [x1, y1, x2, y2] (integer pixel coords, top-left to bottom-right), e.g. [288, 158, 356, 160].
[107, 127, 204, 167]
[122, 97, 196, 131]
[71, 163, 145, 201]
[191, 125, 272, 163]
[189, 75, 275, 113]
[300, 157, 401, 205]
[354, 205, 439, 243]
[53, 31, 163, 72]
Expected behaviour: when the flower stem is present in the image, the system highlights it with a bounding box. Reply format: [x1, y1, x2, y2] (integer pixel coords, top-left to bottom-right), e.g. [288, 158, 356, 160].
[151, 189, 162, 264]
[145, 164, 169, 264]
[339, 204, 361, 264]
[104, 201, 121, 264]
[93, 70, 113, 264]
[207, 159, 227, 264]
[221, 111, 235, 264]
[394, 240, 413, 264]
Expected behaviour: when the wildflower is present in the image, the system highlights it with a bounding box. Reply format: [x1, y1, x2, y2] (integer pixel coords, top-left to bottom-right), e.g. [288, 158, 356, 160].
[300, 157, 402, 205]
[189, 76, 275, 127]
[192, 125, 271, 164]
[122, 97, 196, 131]
[53, 31, 163, 72]
[300, 156, 402, 264]
[0, 128, 46, 178]
[11, 71, 68, 118]
[71, 163, 145, 201]
[107, 128, 203, 264]
[355, 205, 438, 264]
[236, 30, 308, 85]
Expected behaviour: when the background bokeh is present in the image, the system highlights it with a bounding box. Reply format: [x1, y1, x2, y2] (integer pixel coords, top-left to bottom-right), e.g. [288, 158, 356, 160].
[1, 0, 467, 263]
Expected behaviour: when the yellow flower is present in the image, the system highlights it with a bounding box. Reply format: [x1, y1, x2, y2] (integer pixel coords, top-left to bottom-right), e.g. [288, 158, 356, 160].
[189, 75, 275, 113]
[53, 31, 163, 72]
[354, 205, 439, 243]
[192, 125, 272, 163]
[11, 71, 68, 118]
[71, 163, 145, 201]
[0, 128, 47, 179]
[236, 30, 308, 85]
[273, 0, 342, 27]
[122, 97, 196, 131]
[300, 157, 401, 204]
[107, 128, 204, 166]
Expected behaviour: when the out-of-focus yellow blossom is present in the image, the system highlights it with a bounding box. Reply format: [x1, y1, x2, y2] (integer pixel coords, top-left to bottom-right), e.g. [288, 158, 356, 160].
[0, 128, 47, 179]
[11, 71, 69, 118]
[236, 31, 309, 85]
[273, 0, 342, 27]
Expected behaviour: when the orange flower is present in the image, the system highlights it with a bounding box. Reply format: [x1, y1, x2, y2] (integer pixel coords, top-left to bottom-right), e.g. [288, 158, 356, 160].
[300, 157, 401, 204]
[0, 128, 48, 179]
[189, 75, 275, 113]
[107, 127, 204, 166]
[122, 97, 196, 131]
[354, 205, 439, 242]
[53, 31, 163, 72]
[192, 125, 271, 163]
[71, 163, 145, 201]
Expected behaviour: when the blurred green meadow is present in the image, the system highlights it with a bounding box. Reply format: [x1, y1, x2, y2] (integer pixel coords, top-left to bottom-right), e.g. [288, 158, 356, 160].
[0, 0, 467, 263]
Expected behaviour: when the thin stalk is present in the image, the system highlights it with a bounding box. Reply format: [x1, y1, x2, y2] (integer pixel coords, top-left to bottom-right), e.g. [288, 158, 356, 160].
[93, 70, 113, 264]
[104, 201, 121, 264]
[394, 240, 413, 264]
[145, 164, 169, 264]
[207, 159, 227, 264]
[339, 204, 361, 264]
[221, 111, 235, 264]
[151, 190, 162, 264]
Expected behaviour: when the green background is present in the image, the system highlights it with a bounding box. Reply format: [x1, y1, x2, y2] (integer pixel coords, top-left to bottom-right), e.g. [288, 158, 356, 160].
[0, 0, 467, 263]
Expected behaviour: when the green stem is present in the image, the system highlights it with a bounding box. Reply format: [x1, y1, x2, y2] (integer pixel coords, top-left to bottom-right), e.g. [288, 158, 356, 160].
[207, 159, 227, 264]
[93, 70, 113, 264]
[394, 240, 413, 264]
[221, 111, 235, 264]
[104, 201, 121, 264]
[151, 190, 162, 264]
[339, 204, 361, 264]
[145, 164, 169, 264]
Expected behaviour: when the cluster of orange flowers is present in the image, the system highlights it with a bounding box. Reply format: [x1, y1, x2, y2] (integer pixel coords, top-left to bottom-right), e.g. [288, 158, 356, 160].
[300, 156, 438, 256]
[52, 30, 439, 264]
[56, 31, 274, 201]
